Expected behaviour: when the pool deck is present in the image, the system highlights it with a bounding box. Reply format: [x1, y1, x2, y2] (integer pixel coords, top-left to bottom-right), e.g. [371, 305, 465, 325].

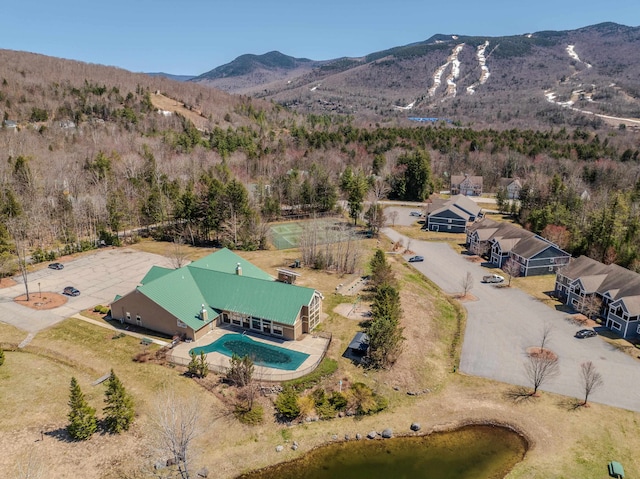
[170, 325, 330, 381]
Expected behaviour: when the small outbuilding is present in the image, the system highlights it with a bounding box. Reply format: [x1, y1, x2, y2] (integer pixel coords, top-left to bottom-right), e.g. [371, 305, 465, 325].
[346, 332, 369, 356]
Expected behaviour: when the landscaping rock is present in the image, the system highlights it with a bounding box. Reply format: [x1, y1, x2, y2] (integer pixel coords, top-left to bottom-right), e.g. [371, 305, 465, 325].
[293, 441, 298, 447]
[197, 467, 209, 478]
[276, 445, 284, 452]
[410, 422, 421, 432]
[291, 444, 298, 451]
[367, 431, 377, 439]
[355, 433, 362, 440]
[332, 434, 338, 440]
[345, 434, 350, 441]
[381, 428, 393, 439]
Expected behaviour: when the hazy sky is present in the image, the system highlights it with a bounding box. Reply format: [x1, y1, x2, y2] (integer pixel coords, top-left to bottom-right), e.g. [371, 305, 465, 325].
[2, 0, 638, 74]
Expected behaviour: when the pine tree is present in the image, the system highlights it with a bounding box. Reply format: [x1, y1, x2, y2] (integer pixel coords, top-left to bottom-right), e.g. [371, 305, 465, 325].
[103, 369, 135, 433]
[0, 348, 5, 366]
[67, 377, 97, 440]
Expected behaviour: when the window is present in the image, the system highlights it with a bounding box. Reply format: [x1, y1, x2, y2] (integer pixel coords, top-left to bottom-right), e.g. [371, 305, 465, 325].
[610, 320, 621, 331]
[126, 312, 131, 320]
[572, 299, 579, 307]
[550, 258, 555, 263]
[136, 315, 142, 326]
[222, 313, 230, 324]
[252, 318, 261, 330]
[447, 225, 451, 230]
[448, 218, 452, 223]
[272, 325, 283, 336]
[548, 266, 554, 272]
[177, 319, 187, 328]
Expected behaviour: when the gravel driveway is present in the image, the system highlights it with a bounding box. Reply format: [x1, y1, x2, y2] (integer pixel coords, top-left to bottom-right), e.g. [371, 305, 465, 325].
[0, 248, 173, 333]
[383, 227, 640, 412]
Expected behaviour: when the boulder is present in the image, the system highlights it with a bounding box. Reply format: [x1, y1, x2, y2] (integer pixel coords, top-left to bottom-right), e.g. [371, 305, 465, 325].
[367, 431, 377, 439]
[331, 434, 338, 440]
[291, 444, 298, 451]
[276, 445, 284, 452]
[381, 428, 393, 439]
[355, 433, 362, 440]
[344, 434, 350, 441]
[410, 422, 421, 432]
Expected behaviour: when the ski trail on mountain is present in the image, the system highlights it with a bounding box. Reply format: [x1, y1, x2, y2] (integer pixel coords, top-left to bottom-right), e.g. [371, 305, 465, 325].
[545, 45, 640, 125]
[467, 41, 490, 95]
[428, 43, 464, 98]
[566, 45, 592, 69]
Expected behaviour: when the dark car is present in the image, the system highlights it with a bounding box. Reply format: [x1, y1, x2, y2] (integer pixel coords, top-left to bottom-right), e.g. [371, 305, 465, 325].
[408, 255, 424, 262]
[575, 329, 597, 338]
[63, 286, 80, 296]
[48, 262, 64, 270]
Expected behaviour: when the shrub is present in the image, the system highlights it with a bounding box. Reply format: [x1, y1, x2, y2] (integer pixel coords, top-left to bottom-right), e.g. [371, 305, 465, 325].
[100, 306, 110, 314]
[234, 404, 264, 425]
[0, 348, 4, 367]
[283, 358, 338, 392]
[275, 385, 300, 421]
[329, 391, 347, 411]
[94, 305, 104, 313]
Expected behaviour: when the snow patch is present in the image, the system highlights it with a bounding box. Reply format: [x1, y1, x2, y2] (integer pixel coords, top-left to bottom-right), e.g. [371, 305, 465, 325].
[393, 101, 415, 111]
[467, 41, 490, 95]
[429, 44, 465, 98]
[310, 84, 321, 92]
[566, 45, 592, 68]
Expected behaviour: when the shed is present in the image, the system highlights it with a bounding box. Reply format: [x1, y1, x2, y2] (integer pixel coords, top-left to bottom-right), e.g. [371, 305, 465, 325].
[347, 332, 369, 356]
[608, 461, 624, 478]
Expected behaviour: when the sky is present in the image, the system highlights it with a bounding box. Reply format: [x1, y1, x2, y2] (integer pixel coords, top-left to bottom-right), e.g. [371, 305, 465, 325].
[2, 0, 638, 75]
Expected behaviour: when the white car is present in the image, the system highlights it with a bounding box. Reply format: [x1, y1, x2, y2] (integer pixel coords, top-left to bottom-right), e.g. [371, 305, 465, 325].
[409, 211, 422, 217]
[482, 274, 505, 283]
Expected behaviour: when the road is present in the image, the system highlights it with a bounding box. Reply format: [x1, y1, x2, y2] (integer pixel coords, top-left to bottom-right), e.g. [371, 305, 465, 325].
[383, 227, 640, 412]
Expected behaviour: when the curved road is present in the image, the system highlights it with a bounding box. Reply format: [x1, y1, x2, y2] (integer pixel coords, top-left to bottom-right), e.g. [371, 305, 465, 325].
[383, 226, 640, 412]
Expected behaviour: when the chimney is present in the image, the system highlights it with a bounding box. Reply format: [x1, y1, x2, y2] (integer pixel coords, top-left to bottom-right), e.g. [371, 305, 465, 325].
[235, 263, 242, 276]
[200, 304, 208, 322]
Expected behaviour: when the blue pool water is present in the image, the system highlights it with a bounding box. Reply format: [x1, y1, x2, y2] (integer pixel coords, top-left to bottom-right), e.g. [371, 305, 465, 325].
[190, 333, 309, 371]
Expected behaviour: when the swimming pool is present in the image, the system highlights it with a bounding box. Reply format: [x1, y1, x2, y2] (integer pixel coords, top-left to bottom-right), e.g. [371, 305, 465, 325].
[190, 333, 310, 371]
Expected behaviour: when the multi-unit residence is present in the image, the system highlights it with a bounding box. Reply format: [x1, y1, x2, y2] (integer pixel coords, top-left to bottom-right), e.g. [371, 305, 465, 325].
[467, 218, 571, 277]
[555, 255, 640, 338]
[425, 195, 482, 234]
[450, 174, 483, 196]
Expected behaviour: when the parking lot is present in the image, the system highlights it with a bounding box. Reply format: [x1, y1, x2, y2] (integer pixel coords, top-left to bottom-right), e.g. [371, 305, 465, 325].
[384, 227, 640, 413]
[0, 248, 173, 333]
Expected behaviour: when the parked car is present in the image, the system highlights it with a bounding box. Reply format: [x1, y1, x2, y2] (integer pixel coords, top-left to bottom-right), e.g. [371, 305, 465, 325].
[482, 274, 505, 283]
[63, 286, 80, 296]
[48, 262, 64, 270]
[575, 329, 597, 338]
[408, 255, 424, 262]
[409, 211, 422, 217]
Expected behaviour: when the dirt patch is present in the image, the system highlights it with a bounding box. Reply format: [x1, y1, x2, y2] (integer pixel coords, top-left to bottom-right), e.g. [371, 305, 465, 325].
[14, 293, 67, 310]
[526, 347, 558, 361]
[454, 293, 478, 302]
[464, 255, 484, 263]
[333, 302, 371, 320]
[0, 277, 17, 288]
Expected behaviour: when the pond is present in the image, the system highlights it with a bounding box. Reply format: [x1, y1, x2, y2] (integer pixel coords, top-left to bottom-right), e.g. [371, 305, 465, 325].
[237, 425, 527, 479]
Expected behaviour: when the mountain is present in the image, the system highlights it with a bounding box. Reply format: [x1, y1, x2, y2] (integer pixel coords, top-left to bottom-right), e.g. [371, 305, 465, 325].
[146, 72, 196, 82]
[192, 23, 640, 129]
[191, 51, 331, 94]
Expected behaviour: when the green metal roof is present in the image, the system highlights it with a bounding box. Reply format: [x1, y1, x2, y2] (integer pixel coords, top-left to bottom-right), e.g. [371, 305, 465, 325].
[188, 248, 273, 281]
[131, 249, 315, 330]
[140, 266, 174, 285]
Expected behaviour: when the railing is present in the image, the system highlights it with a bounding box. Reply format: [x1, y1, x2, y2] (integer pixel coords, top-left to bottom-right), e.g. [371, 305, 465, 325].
[169, 332, 332, 382]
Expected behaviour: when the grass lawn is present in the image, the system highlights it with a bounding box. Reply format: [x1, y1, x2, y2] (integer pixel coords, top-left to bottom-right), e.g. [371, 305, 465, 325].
[2, 240, 640, 478]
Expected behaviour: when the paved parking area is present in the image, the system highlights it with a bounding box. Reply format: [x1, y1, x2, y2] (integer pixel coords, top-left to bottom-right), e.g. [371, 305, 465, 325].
[0, 248, 173, 333]
[383, 227, 640, 412]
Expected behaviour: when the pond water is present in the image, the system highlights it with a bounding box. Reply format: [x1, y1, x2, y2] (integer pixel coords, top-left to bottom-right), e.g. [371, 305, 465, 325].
[237, 425, 527, 479]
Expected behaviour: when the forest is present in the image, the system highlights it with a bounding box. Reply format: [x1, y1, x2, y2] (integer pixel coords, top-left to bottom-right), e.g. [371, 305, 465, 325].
[1, 48, 640, 275]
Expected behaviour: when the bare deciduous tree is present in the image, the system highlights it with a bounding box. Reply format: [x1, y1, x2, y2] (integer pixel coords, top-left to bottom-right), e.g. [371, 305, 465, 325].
[168, 238, 190, 269]
[580, 361, 603, 406]
[502, 257, 521, 287]
[539, 321, 553, 353]
[388, 210, 399, 227]
[524, 352, 559, 396]
[581, 295, 603, 320]
[151, 388, 202, 479]
[461, 272, 474, 296]
[6, 218, 30, 300]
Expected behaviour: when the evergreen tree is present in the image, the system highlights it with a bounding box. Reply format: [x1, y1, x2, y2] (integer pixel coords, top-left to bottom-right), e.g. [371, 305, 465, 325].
[103, 369, 135, 434]
[0, 348, 4, 366]
[366, 283, 404, 369]
[67, 377, 97, 440]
